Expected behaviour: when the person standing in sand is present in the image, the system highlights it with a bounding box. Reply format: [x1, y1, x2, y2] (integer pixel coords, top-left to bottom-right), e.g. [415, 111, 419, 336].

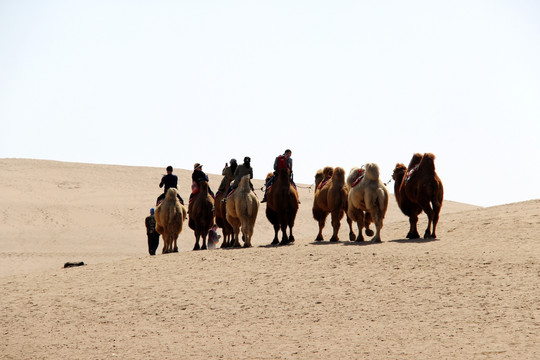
[145, 208, 160, 255]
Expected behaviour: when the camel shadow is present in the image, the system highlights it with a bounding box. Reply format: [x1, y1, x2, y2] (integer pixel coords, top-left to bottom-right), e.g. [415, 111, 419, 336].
[342, 240, 382, 247]
[389, 238, 439, 244]
[258, 241, 296, 248]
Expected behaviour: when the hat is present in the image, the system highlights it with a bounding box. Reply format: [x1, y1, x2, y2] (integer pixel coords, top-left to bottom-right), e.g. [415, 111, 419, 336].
[150, 208, 155, 215]
[194, 163, 202, 170]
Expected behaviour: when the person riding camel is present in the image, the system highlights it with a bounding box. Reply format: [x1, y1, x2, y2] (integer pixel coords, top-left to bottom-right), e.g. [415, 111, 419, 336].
[156, 165, 184, 205]
[261, 149, 295, 203]
[223, 156, 254, 201]
[216, 158, 238, 197]
[190, 163, 215, 201]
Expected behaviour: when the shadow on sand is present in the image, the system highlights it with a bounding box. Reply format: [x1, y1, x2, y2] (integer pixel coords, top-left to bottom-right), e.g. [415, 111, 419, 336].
[389, 238, 439, 244]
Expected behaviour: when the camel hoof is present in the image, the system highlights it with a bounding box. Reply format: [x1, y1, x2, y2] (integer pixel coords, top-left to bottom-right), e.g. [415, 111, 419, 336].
[173, 247, 178, 253]
[329, 237, 339, 243]
[271, 238, 279, 245]
[356, 236, 364, 242]
[371, 238, 382, 244]
[365, 229, 374, 237]
[349, 232, 356, 242]
[193, 243, 200, 251]
[289, 236, 295, 243]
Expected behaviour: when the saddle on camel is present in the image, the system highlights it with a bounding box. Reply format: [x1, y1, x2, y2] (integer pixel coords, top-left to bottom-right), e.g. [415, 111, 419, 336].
[264, 167, 299, 245]
[392, 153, 444, 239]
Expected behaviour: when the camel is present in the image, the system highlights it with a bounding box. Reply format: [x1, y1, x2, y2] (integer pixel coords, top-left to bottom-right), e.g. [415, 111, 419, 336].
[155, 188, 187, 254]
[226, 174, 259, 248]
[188, 180, 215, 250]
[312, 166, 353, 242]
[392, 153, 444, 239]
[265, 168, 299, 245]
[347, 163, 389, 243]
[215, 176, 234, 248]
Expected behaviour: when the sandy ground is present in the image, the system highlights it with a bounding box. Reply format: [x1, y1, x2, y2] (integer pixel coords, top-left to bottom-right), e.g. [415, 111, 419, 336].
[1, 158, 538, 359]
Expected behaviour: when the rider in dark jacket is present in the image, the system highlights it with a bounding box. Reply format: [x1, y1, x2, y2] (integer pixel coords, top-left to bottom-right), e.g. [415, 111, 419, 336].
[156, 166, 184, 205]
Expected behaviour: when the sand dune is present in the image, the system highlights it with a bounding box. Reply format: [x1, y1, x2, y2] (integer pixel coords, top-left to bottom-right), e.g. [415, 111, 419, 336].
[1, 159, 538, 359]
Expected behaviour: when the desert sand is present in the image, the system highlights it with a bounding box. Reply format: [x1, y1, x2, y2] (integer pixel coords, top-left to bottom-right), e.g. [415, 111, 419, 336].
[1, 158, 538, 359]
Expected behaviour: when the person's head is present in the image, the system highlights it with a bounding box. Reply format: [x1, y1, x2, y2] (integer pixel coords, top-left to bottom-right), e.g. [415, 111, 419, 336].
[230, 158, 237, 165]
[243, 156, 251, 165]
[166, 166, 173, 174]
[194, 163, 203, 171]
[150, 208, 154, 215]
[284, 149, 292, 157]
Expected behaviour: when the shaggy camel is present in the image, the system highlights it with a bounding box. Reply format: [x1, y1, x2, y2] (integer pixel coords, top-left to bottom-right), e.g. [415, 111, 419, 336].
[226, 175, 259, 248]
[347, 163, 389, 243]
[265, 168, 299, 245]
[392, 153, 444, 239]
[155, 188, 187, 254]
[312, 166, 353, 242]
[188, 180, 215, 250]
[215, 176, 234, 248]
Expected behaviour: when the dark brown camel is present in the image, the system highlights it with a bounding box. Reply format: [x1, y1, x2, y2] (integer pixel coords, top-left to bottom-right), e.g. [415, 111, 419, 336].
[215, 176, 234, 248]
[392, 153, 444, 239]
[312, 166, 353, 242]
[188, 180, 215, 250]
[265, 168, 299, 245]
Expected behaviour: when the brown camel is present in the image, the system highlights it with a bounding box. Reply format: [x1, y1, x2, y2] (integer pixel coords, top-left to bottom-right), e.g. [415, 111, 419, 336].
[392, 153, 444, 239]
[215, 176, 234, 248]
[312, 166, 353, 242]
[226, 175, 259, 248]
[155, 188, 187, 254]
[188, 180, 215, 250]
[347, 163, 389, 243]
[265, 168, 299, 245]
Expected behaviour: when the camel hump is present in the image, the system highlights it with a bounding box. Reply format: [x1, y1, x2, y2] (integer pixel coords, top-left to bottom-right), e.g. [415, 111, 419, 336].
[347, 167, 363, 187]
[419, 153, 436, 174]
[239, 174, 251, 190]
[332, 167, 345, 182]
[166, 187, 178, 200]
[365, 163, 380, 181]
[408, 153, 423, 169]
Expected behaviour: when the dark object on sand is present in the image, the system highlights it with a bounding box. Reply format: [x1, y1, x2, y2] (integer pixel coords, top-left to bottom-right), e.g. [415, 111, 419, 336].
[64, 261, 85, 268]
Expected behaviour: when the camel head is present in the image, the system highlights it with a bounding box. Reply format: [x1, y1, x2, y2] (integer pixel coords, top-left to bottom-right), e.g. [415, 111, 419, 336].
[392, 163, 407, 182]
[265, 172, 274, 184]
[322, 166, 333, 179]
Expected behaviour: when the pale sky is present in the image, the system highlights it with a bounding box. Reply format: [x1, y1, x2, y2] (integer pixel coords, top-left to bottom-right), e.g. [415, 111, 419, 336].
[1, 1, 539, 207]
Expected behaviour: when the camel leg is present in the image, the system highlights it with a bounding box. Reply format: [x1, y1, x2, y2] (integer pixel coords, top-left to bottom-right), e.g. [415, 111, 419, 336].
[419, 201, 434, 239]
[288, 224, 295, 243]
[371, 212, 384, 243]
[315, 213, 328, 241]
[431, 202, 441, 239]
[280, 222, 289, 245]
[345, 214, 355, 242]
[173, 236, 178, 253]
[364, 212, 374, 237]
[329, 210, 342, 242]
[201, 234, 208, 250]
[271, 224, 280, 245]
[407, 214, 420, 239]
[232, 227, 242, 248]
[193, 233, 201, 251]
